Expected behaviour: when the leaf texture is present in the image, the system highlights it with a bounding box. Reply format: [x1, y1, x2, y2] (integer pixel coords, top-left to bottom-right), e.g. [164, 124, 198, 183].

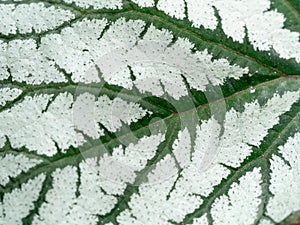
[0, 1, 299, 225]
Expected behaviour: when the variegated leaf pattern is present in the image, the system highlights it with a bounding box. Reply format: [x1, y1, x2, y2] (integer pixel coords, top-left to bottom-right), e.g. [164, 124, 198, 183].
[0, 0, 299, 225]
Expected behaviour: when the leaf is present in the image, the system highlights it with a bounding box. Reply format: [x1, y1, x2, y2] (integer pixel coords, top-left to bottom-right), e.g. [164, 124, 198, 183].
[0, 1, 299, 225]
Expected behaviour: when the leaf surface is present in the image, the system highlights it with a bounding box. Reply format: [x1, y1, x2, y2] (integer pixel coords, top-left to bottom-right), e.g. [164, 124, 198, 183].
[0, 1, 299, 225]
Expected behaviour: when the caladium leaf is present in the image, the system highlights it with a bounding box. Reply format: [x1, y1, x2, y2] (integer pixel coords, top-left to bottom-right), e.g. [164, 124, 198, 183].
[0, 1, 299, 225]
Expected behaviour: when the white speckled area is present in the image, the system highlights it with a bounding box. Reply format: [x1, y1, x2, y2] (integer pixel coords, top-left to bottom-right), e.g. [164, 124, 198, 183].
[0, 0, 299, 224]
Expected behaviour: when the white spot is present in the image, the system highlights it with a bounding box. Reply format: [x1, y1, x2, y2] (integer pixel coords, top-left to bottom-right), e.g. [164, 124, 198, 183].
[0, 93, 85, 156]
[185, 0, 217, 30]
[73, 93, 104, 139]
[0, 88, 22, 106]
[267, 132, 300, 222]
[0, 39, 66, 84]
[131, 0, 155, 7]
[95, 18, 146, 88]
[172, 128, 191, 168]
[0, 3, 74, 35]
[157, 0, 185, 19]
[213, 0, 270, 42]
[143, 25, 173, 43]
[211, 167, 262, 225]
[98, 133, 165, 195]
[250, 87, 256, 93]
[40, 18, 108, 83]
[95, 95, 149, 133]
[131, 62, 188, 100]
[184, 119, 230, 197]
[0, 41, 9, 81]
[73, 92, 149, 138]
[0, 153, 42, 186]
[0, 174, 45, 225]
[192, 214, 209, 225]
[245, 9, 300, 62]
[62, 0, 122, 9]
[259, 219, 274, 225]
